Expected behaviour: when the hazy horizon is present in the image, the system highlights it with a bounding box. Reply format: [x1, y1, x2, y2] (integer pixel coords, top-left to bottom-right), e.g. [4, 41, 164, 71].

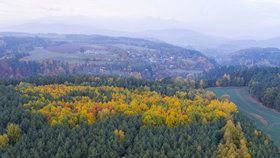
[1, 0, 280, 40]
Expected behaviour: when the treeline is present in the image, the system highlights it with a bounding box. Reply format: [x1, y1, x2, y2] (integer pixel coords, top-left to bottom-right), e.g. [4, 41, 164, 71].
[248, 68, 280, 111]
[0, 59, 75, 79]
[1, 75, 199, 96]
[202, 66, 280, 111]
[0, 79, 278, 157]
[201, 66, 250, 87]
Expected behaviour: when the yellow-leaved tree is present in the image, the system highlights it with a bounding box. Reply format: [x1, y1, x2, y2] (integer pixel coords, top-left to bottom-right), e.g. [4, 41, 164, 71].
[216, 120, 251, 158]
[114, 129, 125, 142]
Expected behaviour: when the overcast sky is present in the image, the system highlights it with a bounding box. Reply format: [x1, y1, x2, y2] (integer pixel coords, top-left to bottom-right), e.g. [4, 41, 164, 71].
[1, 0, 280, 39]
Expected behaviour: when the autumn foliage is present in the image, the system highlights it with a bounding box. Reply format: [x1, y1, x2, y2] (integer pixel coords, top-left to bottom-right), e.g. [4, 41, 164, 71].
[17, 82, 237, 127]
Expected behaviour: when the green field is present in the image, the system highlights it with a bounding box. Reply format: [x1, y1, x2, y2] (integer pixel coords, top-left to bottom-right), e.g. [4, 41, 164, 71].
[209, 87, 280, 146]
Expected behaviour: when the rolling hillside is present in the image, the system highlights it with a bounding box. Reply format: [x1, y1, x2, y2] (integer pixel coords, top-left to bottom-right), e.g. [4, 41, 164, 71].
[0, 33, 216, 80]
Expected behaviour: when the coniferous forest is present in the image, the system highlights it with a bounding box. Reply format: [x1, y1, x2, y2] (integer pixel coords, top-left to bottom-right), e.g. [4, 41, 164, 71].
[0, 76, 279, 157]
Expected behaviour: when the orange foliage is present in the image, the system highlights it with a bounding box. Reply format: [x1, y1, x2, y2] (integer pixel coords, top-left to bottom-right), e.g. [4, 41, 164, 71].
[17, 82, 238, 127]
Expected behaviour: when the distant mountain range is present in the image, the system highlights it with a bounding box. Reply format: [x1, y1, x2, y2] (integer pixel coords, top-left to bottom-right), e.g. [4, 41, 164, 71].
[133, 29, 280, 57]
[132, 29, 230, 49]
[2, 17, 280, 67]
[2, 20, 280, 58]
[217, 37, 280, 54]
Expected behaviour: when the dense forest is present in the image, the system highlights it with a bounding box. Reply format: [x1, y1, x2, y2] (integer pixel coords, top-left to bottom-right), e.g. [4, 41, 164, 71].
[202, 66, 280, 111]
[0, 75, 279, 157]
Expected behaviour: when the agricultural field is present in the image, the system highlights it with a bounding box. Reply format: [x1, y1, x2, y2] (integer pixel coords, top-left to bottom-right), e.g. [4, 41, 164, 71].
[21, 46, 114, 64]
[209, 87, 280, 146]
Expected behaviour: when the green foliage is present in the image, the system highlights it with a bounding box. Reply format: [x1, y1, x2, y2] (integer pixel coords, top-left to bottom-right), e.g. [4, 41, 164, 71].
[234, 114, 279, 158]
[203, 66, 280, 111]
[0, 76, 278, 157]
[1, 75, 199, 96]
[248, 69, 280, 111]
[210, 87, 280, 147]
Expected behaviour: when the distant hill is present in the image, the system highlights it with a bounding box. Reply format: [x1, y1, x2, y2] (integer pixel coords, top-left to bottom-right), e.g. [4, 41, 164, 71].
[134, 29, 230, 49]
[0, 24, 231, 51]
[217, 37, 280, 54]
[131, 30, 280, 60]
[226, 47, 280, 67]
[133, 29, 280, 58]
[0, 33, 216, 79]
[4, 20, 280, 58]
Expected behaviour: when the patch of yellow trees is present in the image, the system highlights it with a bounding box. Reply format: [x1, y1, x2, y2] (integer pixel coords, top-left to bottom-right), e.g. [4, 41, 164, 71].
[17, 82, 237, 127]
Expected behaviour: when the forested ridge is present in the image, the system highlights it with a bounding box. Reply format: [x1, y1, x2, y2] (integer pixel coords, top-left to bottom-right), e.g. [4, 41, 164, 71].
[228, 47, 280, 67]
[0, 76, 279, 157]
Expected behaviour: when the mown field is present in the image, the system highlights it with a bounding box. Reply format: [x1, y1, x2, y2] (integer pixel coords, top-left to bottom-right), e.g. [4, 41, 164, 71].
[209, 87, 280, 146]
